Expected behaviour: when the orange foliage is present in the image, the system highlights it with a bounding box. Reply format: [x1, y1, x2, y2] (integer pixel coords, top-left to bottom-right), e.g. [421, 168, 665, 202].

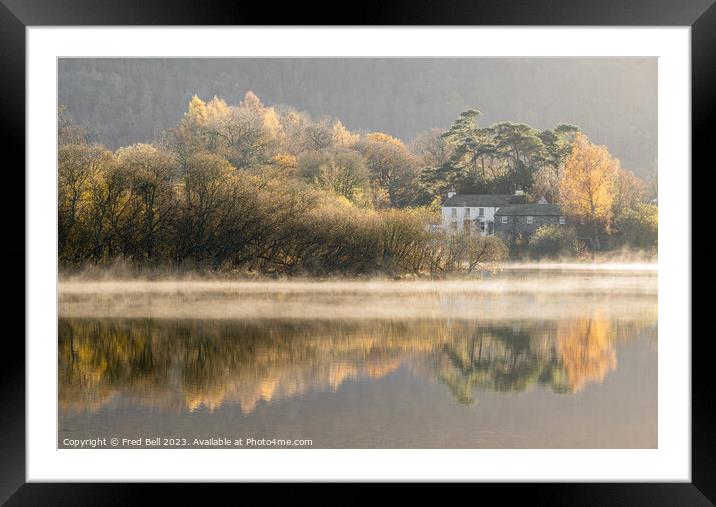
[556, 315, 617, 392]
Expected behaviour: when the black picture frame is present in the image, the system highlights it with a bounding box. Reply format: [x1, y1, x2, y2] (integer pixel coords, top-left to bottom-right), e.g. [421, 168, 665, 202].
[1, 0, 712, 502]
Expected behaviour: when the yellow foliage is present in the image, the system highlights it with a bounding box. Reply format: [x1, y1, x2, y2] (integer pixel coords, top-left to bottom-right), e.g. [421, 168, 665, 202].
[241, 90, 264, 112]
[115, 142, 162, 163]
[273, 153, 298, 170]
[367, 132, 405, 147]
[185, 95, 207, 125]
[205, 96, 231, 122]
[560, 133, 618, 224]
[262, 107, 281, 135]
[612, 167, 646, 221]
[332, 121, 358, 147]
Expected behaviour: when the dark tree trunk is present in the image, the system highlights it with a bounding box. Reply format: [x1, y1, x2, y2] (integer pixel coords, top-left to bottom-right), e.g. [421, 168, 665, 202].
[592, 219, 601, 251]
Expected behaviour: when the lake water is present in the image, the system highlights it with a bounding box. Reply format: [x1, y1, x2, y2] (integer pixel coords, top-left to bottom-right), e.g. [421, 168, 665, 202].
[58, 266, 657, 448]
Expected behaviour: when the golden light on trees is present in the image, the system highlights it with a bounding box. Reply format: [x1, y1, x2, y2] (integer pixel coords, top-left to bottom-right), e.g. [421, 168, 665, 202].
[185, 95, 208, 126]
[332, 121, 359, 147]
[612, 167, 647, 223]
[356, 133, 421, 208]
[560, 133, 619, 250]
[273, 153, 299, 174]
[58, 96, 655, 271]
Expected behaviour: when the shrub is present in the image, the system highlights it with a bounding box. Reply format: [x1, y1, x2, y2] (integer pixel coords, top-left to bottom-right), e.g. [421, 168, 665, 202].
[614, 203, 658, 249]
[528, 225, 578, 258]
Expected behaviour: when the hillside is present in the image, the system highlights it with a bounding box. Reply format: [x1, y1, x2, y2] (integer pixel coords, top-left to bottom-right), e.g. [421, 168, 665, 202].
[58, 58, 657, 179]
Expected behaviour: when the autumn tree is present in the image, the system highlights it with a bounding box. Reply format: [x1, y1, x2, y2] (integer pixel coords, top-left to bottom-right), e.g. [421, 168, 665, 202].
[276, 108, 313, 155]
[162, 95, 210, 171]
[272, 153, 299, 178]
[203, 94, 278, 169]
[298, 148, 370, 203]
[560, 134, 619, 250]
[614, 203, 658, 249]
[411, 128, 454, 168]
[176, 152, 237, 259]
[58, 144, 114, 261]
[331, 121, 358, 148]
[275, 109, 358, 156]
[355, 133, 421, 208]
[531, 166, 561, 204]
[164, 92, 280, 171]
[645, 167, 658, 203]
[410, 128, 456, 205]
[303, 118, 335, 151]
[115, 144, 178, 259]
[85, 153, 137, 259]
[611, 167, 646, 223]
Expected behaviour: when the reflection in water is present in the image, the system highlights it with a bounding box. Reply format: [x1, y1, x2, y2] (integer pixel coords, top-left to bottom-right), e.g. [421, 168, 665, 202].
[59, 315, 652, 415]
[58, 270, 657, 448]
[556, 317, 617, 393]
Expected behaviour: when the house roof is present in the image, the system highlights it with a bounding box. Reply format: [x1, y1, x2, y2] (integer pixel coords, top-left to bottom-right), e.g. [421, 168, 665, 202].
[443, 194, 514, 207]
[494, 203, 563, 216]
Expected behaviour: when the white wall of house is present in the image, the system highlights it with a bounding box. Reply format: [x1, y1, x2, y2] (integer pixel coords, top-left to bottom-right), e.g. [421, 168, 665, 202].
[441, 206, 500, 235]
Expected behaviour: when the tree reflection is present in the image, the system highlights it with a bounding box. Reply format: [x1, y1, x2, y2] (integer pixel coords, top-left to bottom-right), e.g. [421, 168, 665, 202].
[433, 327, 568, 405]
[555, 315, 617, 393]
[59, 315, 652, 414]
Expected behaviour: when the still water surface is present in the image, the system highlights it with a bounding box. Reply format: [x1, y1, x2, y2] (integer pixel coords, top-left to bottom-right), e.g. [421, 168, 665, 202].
[59, 267, 657, 448]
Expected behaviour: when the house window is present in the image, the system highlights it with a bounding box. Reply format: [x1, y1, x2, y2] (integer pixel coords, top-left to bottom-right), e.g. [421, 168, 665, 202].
[559, 216, 566, 225]
[451, 208, 457, 218]
[479, 208, 484, 217]
[526, 216, 533, 224]
[501, 216, 508, 224]
[465, 208, 470, 217]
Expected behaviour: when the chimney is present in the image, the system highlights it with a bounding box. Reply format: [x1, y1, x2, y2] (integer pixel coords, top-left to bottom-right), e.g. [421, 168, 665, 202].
[447, 191, 456, 198]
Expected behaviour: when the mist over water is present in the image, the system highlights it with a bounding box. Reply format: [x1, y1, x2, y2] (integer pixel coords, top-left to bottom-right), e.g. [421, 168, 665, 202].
[59, 265, 656, 321]
[58, 265, 657, 449]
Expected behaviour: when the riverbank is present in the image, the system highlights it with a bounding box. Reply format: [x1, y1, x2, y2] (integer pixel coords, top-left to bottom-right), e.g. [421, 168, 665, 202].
[59, 255, 656, 282]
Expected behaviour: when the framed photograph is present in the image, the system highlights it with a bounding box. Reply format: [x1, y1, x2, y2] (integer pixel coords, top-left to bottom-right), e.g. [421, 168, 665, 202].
[3, 0, 712, 501]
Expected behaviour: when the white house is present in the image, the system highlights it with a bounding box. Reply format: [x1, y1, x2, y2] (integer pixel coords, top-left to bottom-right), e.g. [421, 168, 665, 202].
[441, 191, 530, 236]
